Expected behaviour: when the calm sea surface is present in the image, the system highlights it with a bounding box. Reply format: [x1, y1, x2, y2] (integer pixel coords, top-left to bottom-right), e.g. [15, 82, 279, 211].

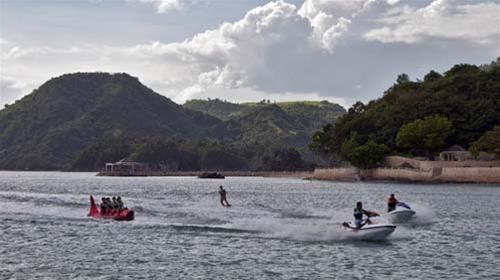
[1, 171, 499, 279]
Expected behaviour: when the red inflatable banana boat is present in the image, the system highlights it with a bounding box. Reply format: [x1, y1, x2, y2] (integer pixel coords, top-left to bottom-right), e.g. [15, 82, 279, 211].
[87, 195, 134, 221]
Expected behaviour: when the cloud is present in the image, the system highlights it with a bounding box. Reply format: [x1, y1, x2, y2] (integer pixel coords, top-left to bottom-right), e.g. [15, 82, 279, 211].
[365, 0, 500, 44]
[129, 0, 200, 13]
[0, 76, 30, 108]
[1, 0, 498, 109]
[1, 46, 83, 60]
[115, 1, 350, 99]
[115, 0, 407, 101]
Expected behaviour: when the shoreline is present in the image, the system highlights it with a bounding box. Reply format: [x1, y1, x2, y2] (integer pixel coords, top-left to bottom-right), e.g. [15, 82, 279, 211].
[308, 176, 500, 186]
[309, 166, 500, 185]
[96, 170, 313, 178]
[1, 169, 499, 185]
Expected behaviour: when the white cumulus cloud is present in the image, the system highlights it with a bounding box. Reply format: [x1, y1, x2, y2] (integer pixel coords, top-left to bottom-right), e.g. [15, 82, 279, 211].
[1, 0, 498, 108]
[365, 0, 500, 44]
[0, 76, 30, 108]
[129, 0, 200, 13]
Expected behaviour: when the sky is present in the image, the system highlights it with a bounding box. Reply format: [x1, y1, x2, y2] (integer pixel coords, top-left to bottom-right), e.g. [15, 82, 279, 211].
[1, 0, 499, 109]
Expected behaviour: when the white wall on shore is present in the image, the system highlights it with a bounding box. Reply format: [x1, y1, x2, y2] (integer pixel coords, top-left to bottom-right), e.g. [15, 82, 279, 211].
[360, 168, 433, 182]
[385, 156, 500, 171]
[439, 167, 500, 183]
[312, 167, 500, 184]
[312, 168, 359, 181]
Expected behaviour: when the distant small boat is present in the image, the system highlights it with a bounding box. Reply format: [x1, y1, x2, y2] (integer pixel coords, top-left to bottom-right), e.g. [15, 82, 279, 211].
[198, 172, 225, 179]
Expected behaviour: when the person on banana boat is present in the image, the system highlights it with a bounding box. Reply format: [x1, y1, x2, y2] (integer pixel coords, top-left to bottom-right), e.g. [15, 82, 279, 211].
[116, 196, 124, 210]
[112, 196, 118, 210]
[100, 197, 111, 215]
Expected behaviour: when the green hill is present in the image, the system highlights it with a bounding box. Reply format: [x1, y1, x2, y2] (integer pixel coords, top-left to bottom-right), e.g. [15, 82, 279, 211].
[311, 59, 500, 166]
[0, 73, 228, 170]
[0, 72, 345, 171]
[183, 99, 244, 121]
[184, 99, 345, 122]
[184, 99, 345, 147]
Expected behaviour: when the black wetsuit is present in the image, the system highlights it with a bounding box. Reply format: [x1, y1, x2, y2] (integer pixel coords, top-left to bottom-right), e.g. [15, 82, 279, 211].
[219, 189, 230, 206]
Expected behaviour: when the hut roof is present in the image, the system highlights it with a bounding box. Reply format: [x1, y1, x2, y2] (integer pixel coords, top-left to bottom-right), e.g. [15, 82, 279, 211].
[442, 145, 466, 152]
[106, 158, 146, 166]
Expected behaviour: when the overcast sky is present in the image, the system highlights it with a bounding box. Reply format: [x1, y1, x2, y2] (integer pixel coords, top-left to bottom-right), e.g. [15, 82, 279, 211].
[1, 0, 499, 109]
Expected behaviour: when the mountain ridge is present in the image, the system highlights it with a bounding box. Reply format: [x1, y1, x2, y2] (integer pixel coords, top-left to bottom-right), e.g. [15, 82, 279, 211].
[0, 72, 345, 170]
[0, 72, 231, 170]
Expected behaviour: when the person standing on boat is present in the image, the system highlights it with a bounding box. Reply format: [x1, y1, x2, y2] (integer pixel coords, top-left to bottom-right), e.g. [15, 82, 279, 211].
[219, 186, 231, 207]
[353, 201, 377, 228]
[387, 194, 398, 212]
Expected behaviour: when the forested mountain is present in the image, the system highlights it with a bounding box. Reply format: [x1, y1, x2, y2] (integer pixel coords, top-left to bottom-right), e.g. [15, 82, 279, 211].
[183, 99, 244, 121]
[184, 99, 345, 146]
[10, 58, 496, 172]
[311, 59, 500, 167]
[184, 99, 345, 123]
[0, 73, 230, 170]
[0, 73, 345, 171]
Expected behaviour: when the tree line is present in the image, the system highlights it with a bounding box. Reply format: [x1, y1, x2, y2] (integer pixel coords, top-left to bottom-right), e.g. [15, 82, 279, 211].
[71, 136, 314, 172]
[310, 59, 500, 168]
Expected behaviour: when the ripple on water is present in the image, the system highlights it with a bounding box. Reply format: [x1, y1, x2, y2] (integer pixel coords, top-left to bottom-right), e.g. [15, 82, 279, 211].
[1, 172, 500, 279]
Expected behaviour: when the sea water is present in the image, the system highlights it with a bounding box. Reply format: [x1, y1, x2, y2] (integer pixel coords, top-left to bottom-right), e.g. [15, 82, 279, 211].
[0, 171, 499, 279]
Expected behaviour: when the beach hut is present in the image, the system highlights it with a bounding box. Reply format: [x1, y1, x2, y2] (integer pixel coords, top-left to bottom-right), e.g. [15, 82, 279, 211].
[439, 145, 474, 161]
[104, 158, 148, 176]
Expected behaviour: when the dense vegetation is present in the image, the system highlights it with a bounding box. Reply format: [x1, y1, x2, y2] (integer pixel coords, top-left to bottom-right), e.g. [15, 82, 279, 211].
[469, 126, 500, 158]
[184, 99, 345, 147]
[4, 58, 496, 171]
[311, 59, 500, 167]
[396, 116, 453, 158]
[0, 73, 343, 170]
[184, 99, 345, 123]
[0, 73, 230, 170]
[71, 136, 312, 172]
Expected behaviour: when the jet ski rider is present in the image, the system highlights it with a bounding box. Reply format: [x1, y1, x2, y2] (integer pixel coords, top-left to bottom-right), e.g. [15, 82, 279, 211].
[387, 194, 398, 212]
[353, 201, 378, 229]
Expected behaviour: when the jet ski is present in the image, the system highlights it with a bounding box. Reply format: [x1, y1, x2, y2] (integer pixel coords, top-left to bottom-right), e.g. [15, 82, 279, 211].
[342, 216, 396, 241]
[87, 195, 134, 221]
[386, 202, 415, 223]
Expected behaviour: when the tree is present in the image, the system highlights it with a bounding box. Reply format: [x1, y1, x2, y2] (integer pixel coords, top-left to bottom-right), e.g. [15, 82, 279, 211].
[469, 126, 500, 158]
[396, 73, 410, 84]
[341, 136, 388, 169]
[310, 124, 335, 155]
[71, 136, 132, 171]
[261, 147, 308, 171]
[130, 138, 186, 170]
[348, 101, 365, 114]
[198, 142, 246, 171]
[396, 116, 453, 158]
[309, 62, 499, 163]
[423, 70, 442, 82]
